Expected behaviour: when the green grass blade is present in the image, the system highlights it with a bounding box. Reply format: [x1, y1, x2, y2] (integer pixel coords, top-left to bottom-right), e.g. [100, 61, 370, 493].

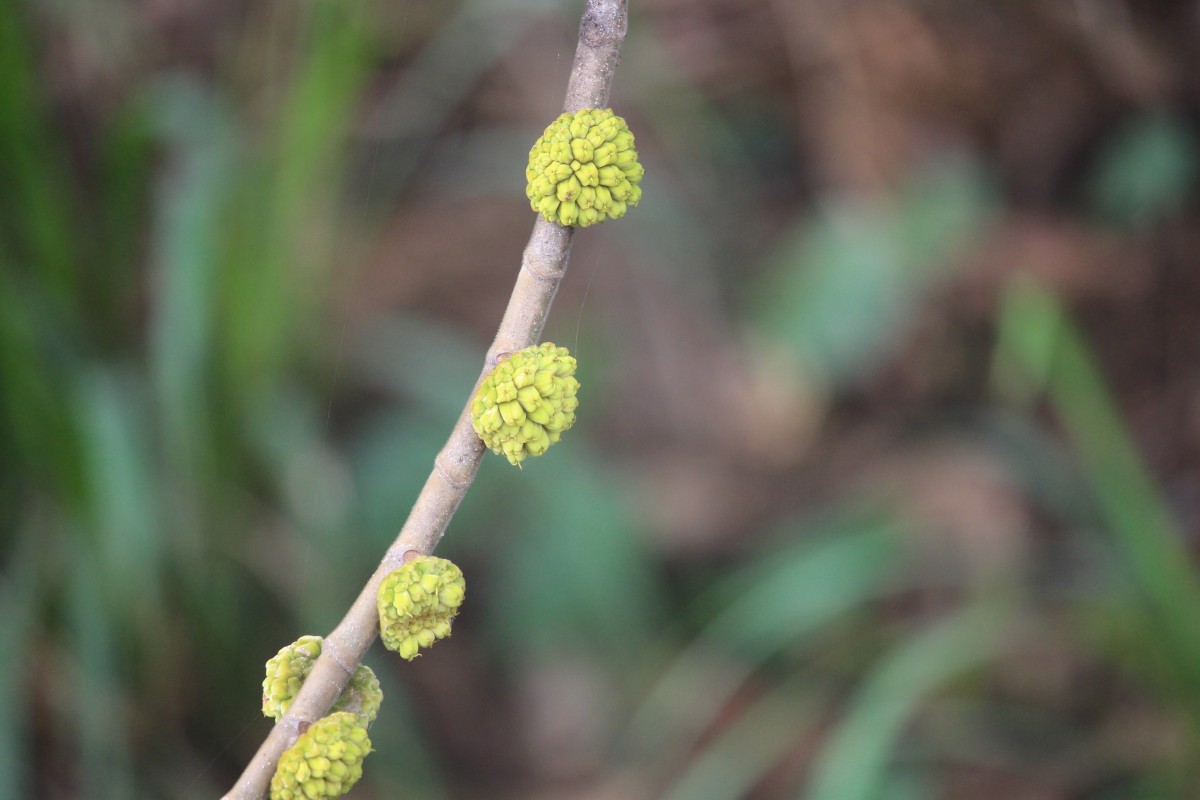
[806, 602, 1012, 800]
[220, 0, 375, 408]
[76, 368, 162, 618]
[69, 545, 136, 799]
[992, 279, 1200, 708]
[0, 534, 41, 800]
[148, 79, 236, 473]
[750, 160, 993, 385]
[0, 0, 77, 305]
[0, 268, 84, 503]
[627, 516, 899, 761]
[664, 680, 819, 800]
[487, 453, 663, 662]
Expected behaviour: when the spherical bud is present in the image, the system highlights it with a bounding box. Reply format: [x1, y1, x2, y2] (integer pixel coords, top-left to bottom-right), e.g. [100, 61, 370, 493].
[263, 635, 383, 724]
[525, 109, 644, 227]
[377, 556, 466, 661]
[270, 712, 372, 800]
[471, 343, 579, 467]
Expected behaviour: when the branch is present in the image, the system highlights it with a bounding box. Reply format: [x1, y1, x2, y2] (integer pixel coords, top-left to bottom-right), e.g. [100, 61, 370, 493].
[222, 1, 629, 797]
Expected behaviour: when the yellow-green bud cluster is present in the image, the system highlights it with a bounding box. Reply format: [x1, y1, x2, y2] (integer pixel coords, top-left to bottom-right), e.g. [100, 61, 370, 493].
[336, 663, 383, 723]
[270, 712, 371, 800]
[263, 635, 382, 724]
[377, 556, 466, 661]
[525, 108, 644, 227]
[471, 343, 579, 466]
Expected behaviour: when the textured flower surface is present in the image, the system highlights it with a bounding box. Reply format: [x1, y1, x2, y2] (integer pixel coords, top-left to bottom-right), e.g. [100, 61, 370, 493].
[270, 712, 371, 800]
[263, 635, 382, 724]
[471, 342, 579, 466]
[525, 108, 644, 227]
[377, 556, 466, 661]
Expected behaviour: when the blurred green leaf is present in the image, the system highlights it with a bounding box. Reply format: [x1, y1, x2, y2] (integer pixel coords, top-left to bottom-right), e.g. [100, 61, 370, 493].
[70, 544, 136, 799]
[148, 77, 236, 476]
[628, 513, 900, 762]
[219, 0, 375, 409]
[1088, 111, 1199, 231]
[89, 95, 156, 344]
[750, 159, 994, 385]
[0, 0, 77, 306]
[663, 680, 819, 800]
[807, 601, 1012, 800]
[0, 270, 83, 501]
[975, 410, 1096, 527]
[240, 383, 364, 626]
[993, 278, 1200, 723]
[0, 535, 40, 799]
[487, 453, 662, 663]
[704, 513, 899, 656]
[76, 368, 163, 618]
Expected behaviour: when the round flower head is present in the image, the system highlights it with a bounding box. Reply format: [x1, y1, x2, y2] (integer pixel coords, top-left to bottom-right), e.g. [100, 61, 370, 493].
[263, 635, 383, 724]
[525, 108, 644, 227]
[377, 556, 466, 661]
[471, 342, 579, 467]
[270, 712, 371, 800]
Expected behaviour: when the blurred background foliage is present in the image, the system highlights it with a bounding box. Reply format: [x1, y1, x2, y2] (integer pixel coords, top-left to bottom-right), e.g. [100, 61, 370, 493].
[2, 0, 1200, 797]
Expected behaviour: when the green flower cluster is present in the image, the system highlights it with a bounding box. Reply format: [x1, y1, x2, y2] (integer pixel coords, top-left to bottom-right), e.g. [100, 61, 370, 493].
[471, 343, 579, 466]
[269, 712, 371, 800]
[262, 635, 382, 724]
[525, 108, 644, 227]
[377, 556, 466, 660]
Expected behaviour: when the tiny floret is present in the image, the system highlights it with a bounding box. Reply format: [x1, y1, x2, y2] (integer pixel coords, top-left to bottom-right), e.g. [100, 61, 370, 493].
[471, 342, 579, 466]
[526, 109, 644, 227]
[377, 556, 466, 661]
[263, 635, 382, 724]
[270, 712, 371, 800]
